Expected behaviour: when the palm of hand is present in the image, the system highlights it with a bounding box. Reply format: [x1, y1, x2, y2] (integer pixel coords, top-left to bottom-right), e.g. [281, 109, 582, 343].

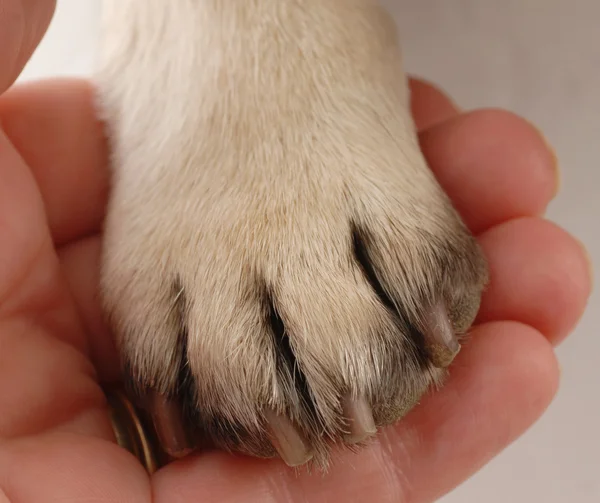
[0, 78, 590, 503]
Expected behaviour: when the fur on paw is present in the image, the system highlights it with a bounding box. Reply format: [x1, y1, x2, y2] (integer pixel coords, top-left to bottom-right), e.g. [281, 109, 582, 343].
[97, 0, 488, 468]
[100, 161, 487, 467]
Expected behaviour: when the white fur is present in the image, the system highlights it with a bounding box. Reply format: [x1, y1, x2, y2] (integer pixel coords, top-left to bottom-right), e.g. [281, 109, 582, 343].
[96, 0, 487, 462]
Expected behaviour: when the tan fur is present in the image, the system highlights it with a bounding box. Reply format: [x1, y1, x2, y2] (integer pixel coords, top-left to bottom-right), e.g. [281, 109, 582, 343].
[96, 0, 488, 464]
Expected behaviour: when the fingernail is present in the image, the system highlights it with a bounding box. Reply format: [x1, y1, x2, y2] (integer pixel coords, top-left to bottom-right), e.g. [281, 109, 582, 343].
[575, 237, 594, 292]
[557, 361, 563, 380]
[532, 124, 561, 199]
[448, 95, 463, 113]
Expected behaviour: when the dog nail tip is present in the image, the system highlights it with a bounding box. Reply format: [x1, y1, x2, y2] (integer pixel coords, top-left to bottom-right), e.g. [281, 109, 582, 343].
[148, 392, 193, 458]
[342, 395, 377, 444]
[423, 301, 461, 368]
[265, 411, 313, 467]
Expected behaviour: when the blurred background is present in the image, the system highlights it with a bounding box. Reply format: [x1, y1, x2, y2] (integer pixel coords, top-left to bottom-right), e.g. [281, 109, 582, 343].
[17, 1, 599, 501]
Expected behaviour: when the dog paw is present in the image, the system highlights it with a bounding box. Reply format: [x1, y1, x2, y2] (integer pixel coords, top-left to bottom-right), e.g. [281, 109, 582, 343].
[97, 0, 488, 467]
[99, 132, 487, 467]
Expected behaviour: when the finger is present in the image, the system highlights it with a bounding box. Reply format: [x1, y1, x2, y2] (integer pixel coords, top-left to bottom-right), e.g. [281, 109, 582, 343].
[0, 78, 452, 245]
[0, 130, 108, 439]
[476, 217, 592, 345]
[409, 77, 460, 131]
[0, 313, 110, 439]
[0, 433, 149, 502]
[58, 236, 122, 383]
[0, 78, 108, 245]
[0, 0, 56, 92]
[152, 322, 558, 503]
[420, 109, 559, 234]
[0, 125, 89, 352]
[0, 129, 48, 305]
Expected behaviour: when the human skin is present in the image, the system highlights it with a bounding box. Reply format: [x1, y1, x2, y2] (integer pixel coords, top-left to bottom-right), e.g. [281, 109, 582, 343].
[0, 1, 592, 502]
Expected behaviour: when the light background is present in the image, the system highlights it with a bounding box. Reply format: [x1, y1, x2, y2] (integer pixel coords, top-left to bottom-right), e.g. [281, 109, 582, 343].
[17, 1, 599, 501]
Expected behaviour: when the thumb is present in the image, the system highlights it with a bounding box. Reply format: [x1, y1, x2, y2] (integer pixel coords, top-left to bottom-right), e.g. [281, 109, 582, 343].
[0, 0, 56, 93]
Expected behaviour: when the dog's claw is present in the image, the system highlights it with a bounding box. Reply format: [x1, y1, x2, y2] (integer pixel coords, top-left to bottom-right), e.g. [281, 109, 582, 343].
[148, 392, 194, 458]
[342, 395, 377, 444]
[422, 302, 461, 368]
[266, 411, 313, 467]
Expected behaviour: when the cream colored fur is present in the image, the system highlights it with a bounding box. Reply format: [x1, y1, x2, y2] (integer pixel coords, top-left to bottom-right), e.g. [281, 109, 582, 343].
[96, 0, 488, 465]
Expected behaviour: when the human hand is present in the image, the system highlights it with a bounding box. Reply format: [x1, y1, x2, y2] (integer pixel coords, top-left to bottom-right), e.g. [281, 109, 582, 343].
[0, 1, 591, 501]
